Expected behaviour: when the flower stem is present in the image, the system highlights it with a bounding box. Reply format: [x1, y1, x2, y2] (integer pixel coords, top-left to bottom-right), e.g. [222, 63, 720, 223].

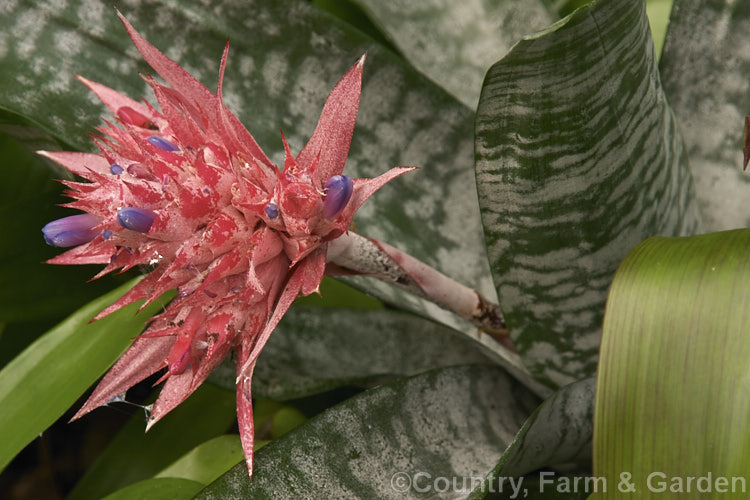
[326, 231, 513, 351]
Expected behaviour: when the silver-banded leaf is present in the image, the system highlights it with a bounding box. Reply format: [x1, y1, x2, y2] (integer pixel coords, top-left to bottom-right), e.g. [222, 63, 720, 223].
[659, 0, 750, 231]
[0, 0, 510, 368]
[469, 378, 594, 499]
[197, 365, 540, 499]
[594, 230, 750, 499]
[209, 305, 495, 400]
[0, 279, 173, 471]
[475, 0, 701, 388]
[350, 0, 554, 108]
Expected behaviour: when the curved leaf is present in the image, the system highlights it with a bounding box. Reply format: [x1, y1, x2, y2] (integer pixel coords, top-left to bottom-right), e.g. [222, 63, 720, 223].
[469, 378, 594, 499]
[0, 279, 173, 471]
[659, 0, 750, 231]
[593, 230, 750, 498]
[350, 0, 554, 107]
[208, 305, 495, 400]
[102, 478, 203, 500]
[67, 384, 236, 500]
[155, 435, 243, 485]
[475, 0, 701, 387]
[197, 365, 540, 499]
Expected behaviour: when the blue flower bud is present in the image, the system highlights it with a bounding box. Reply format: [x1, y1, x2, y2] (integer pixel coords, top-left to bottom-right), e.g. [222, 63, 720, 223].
[265, 202, 279, 219]
[147, 136, 179, 152]
[42, 213, 100, 247]
[323, 175, 353, 218]
[117, 207, 156, 233]
[110, 163, 124, 175]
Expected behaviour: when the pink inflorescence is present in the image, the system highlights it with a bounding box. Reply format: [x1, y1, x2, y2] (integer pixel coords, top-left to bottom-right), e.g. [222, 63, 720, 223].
[40, 13, 414, 478]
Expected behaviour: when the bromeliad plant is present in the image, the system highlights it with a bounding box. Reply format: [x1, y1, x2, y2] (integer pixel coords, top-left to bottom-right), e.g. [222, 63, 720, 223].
[39, 14, 415, 478]
[3, 0, 750, 498]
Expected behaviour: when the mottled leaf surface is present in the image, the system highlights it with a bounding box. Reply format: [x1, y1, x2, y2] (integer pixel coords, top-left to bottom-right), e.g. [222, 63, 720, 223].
[0, 0, 494, 311]
[594, 230, 750, 498]
[0, 279, 173, 471]
[659, 0, 750, 231]
[475, 0, 701, 387]
[198, 365, 540, 499]
[209, 305, 494, 399]
[351, 0, 554, 107]
[469, 378, 594, 499]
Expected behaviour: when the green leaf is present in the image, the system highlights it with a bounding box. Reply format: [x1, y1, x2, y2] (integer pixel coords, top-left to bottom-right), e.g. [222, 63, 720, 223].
[67, 384, 236, 500]
[645, 0, 673, 58]
[294, 276, 383, 309]
[252, 399, 308, 440]
[475, 0, 701, 388]
[197, 365, 540, 499]
[312, 0, 399, 53]
[102, 478, 203, 500]
[659, 0, 750, 231]
[208, 305, 495, 400]
[0, 131, 121, 322]
[593, 229, 750, 498]
[350, 0, 554, 107]
[0, 278, 173, 472]
[469, 378, 595, 499]
[155, 435, 244, 485]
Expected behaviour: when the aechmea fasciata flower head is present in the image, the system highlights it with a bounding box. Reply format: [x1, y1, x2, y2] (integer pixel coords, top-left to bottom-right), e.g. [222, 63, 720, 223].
[40, 13, 414, 479]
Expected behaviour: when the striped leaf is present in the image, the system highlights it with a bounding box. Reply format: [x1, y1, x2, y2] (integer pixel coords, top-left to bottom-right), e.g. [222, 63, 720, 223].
[469, 378, 594, 499]
[0, 0, 498, 344]
[475, 0, 701, 388]
[209, 306, 494, 400]
[197, 365, 540, 499]
[594, 230, 750, 498]
[350, 0, 554, 107]
[659, 0, 750, 231]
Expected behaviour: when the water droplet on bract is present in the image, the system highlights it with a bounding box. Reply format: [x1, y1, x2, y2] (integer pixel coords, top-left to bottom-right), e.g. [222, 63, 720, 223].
[106, 392, 127, 405]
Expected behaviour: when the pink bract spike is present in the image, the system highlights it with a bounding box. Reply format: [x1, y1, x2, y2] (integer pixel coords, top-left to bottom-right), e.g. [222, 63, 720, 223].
[76, 75, 154, 121]
[296, 55, 365, 181]
[43, 14, 415, 481]
[71, 335, 174, 421]
[37, 151, 111, 177]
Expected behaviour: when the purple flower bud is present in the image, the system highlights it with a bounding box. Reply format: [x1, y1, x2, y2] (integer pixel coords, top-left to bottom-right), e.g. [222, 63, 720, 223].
[265, 202, 279, 219]
[102, 229, 113, 240]
[42, 213, 100, 247]
[110, 163, 124, 175]
[323, 175, 354, 218]
[117, 207, 156, 233]
[147, 136, 179, 152]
